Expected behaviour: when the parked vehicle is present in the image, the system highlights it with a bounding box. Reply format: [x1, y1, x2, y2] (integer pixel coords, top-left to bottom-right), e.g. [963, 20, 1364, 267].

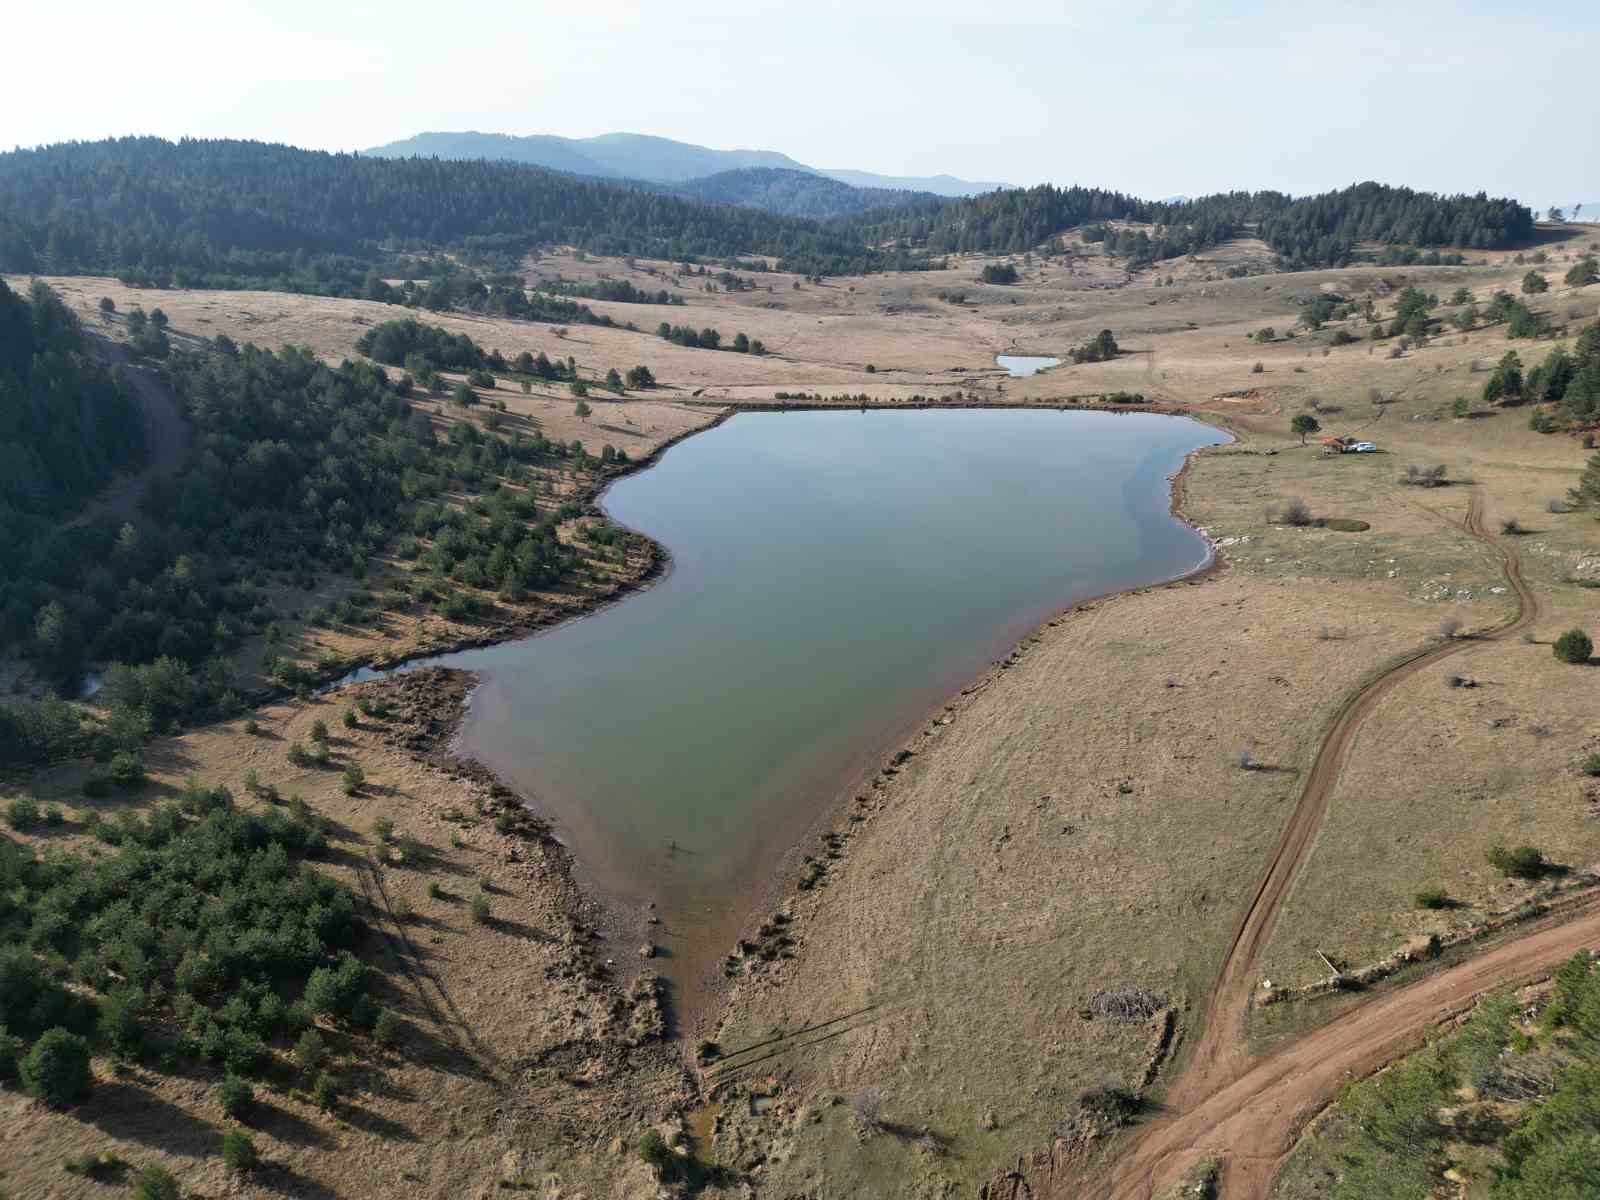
[1348, 441, 1377, 453]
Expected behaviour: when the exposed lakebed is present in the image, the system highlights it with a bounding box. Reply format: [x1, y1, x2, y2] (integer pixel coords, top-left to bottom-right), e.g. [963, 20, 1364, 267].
[387, 409, 1226, 1017]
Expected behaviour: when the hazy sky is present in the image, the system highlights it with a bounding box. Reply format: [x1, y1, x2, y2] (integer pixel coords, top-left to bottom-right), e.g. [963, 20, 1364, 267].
[14, 1, 1596, 208]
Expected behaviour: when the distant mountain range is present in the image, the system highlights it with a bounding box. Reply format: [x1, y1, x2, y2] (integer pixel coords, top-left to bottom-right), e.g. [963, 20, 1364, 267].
[362, 130, 1007, 198]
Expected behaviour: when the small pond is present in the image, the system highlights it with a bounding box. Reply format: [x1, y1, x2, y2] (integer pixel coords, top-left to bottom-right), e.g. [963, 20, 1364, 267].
[996, 354, 1060, 377]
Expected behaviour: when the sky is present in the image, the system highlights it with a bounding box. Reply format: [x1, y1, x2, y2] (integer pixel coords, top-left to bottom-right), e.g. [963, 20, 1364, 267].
[12, 0, 1597, 211]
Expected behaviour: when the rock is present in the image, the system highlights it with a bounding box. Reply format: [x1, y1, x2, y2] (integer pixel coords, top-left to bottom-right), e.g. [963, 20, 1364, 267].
[639, 943, 656, 959]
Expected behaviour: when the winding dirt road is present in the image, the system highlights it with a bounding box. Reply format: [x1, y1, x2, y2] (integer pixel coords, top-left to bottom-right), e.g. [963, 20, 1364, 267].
[62, 334, 190, 532]
[1049, 488, 1588, 1199]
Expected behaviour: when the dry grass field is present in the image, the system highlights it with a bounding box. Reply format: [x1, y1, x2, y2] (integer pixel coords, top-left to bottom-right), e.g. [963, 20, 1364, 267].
[6, 220, 1600, 1197]
[1, 671, 680, 1200]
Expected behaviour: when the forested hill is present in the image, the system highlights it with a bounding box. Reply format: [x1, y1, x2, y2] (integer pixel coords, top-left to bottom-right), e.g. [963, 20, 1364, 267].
[0, 140, 1538, 286]
[1254, 182, 1535, 268]
[846, 181, 1533, 268]
[678, 168, 946, 220]
[0, 279, 145, 520]
[0, 138, 888, 286]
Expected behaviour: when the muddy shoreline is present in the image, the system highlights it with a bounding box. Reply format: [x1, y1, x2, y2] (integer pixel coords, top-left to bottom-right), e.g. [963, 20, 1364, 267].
[316, 403, 1238, 1049]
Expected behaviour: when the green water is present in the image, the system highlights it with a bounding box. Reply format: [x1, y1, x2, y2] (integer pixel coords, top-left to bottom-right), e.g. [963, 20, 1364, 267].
[426, 409, 1225, 1009]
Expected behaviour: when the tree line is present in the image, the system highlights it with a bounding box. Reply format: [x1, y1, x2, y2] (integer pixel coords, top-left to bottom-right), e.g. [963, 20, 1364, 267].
[2, 295, 625, 767]
[0, 280, 146, 521]
[0, 138, 901, 287]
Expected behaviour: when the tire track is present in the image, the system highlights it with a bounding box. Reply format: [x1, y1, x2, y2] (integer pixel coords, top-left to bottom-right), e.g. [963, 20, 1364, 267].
[353, 857, 500, 1076]
[1058, 486, 1552, 1198]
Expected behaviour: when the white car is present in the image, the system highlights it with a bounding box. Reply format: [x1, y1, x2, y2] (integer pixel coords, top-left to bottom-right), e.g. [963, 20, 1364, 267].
[1348, 441, 1377, 453]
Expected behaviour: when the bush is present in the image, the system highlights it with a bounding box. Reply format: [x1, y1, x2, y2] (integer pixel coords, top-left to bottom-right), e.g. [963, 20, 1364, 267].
[63, 1151, 127, 1180]
[107, 750, 145, 789]
[222, 1128, 258, 1173]
[312, 1069, 339, 1110]
[1553, 628, 1593, 664]
[639, 1129, 677, 1178]
[1280, 497, 1312, 526]
[1415, 886, 1450, 909]
[373, 1008, 402, 1048]
[373, 815, 393, 842]
[98, 985, 144, 1053]
[218, 1073, 254, 1119]
[309, 719, 329, 744]
[20, 1028, 93, 1106]
[342, 708, 358, 729]
[0, 1028, 23, 1080]
[5, 794, 41, 830]
[1582, 754, 1600, 777]
[294, 1028, 326, 1072]
[426, 880, 444, 900]
[287, 741, 311, 766]
[341, 763, 365, 796]
[470, 892, 491, 924]
[1486, 844, 1547, 879]
[132, 1165, 181, 1200]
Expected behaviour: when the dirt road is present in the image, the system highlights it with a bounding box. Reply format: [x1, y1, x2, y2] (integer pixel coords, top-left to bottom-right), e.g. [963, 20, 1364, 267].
[1095, 900, 1600, 1198]
[1055, 487, 1560, 1198]
[62, 334, 189, 531]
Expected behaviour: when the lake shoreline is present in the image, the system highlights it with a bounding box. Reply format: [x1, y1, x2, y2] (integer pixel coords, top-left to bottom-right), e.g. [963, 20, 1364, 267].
[699, 418, 1236, 1038]
[318, 403, 1236, 1044]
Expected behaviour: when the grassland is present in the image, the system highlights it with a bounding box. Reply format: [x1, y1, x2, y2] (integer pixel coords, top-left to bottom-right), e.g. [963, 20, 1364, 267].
[6, 220, 1600, 1197]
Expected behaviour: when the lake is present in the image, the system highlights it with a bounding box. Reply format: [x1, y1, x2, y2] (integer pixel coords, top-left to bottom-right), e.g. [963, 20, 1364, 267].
[996, 354, 1060, 376]
[412, 409, 1226, 1020]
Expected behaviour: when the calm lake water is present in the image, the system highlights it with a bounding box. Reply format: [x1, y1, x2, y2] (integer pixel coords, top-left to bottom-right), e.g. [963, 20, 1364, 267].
[996, 354, 1061, 376]
[420, 409, 1225, 1015]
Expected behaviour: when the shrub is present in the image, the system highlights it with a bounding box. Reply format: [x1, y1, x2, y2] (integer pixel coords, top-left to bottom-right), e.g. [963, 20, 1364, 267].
[98, 986, 144, 1053]
[222, 1128, 258, 1173]
[1486, 844, 1547, 879]
[294, 1028, 326, 1072]
[218, 1073, 254, 1119]
[0, 1028, 22, 1080]
[1078, 1083, 1141, 1127]
[63, 1151, 127, 1180]
[1581, 754, 1600, 777]
[20, 1028, 93, 1106]
[107, 751, 144, 789]
[470, 892, 491, 924]
[312, 1070, 339, 1110]
[639, 1129, 678, 1179]
[1553, 628, 1593, 664]
[342, 708, 358, 729]
[287, 741, 311, 766]
[132, 1165, 181, 1200]
[373, 815, 394, 842]
[342, 763, 365, 796]
[1280, 497, 1312, 526]
[1415, 886, 1450, 909]
[426, 880, 444, 900]
[309, 719, 329, 744]
[244, 717, 260, 736]
[6, 794, 41, 830]
[1501, 517, 1523, 535]
[373, 1008, 402, 1048]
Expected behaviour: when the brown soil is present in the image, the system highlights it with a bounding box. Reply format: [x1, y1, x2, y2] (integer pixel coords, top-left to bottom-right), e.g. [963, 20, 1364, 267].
[1085, 898, 1600, 1199]
[7, 225, 1600, 1197]
[1057, 488, 1544, 1198]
